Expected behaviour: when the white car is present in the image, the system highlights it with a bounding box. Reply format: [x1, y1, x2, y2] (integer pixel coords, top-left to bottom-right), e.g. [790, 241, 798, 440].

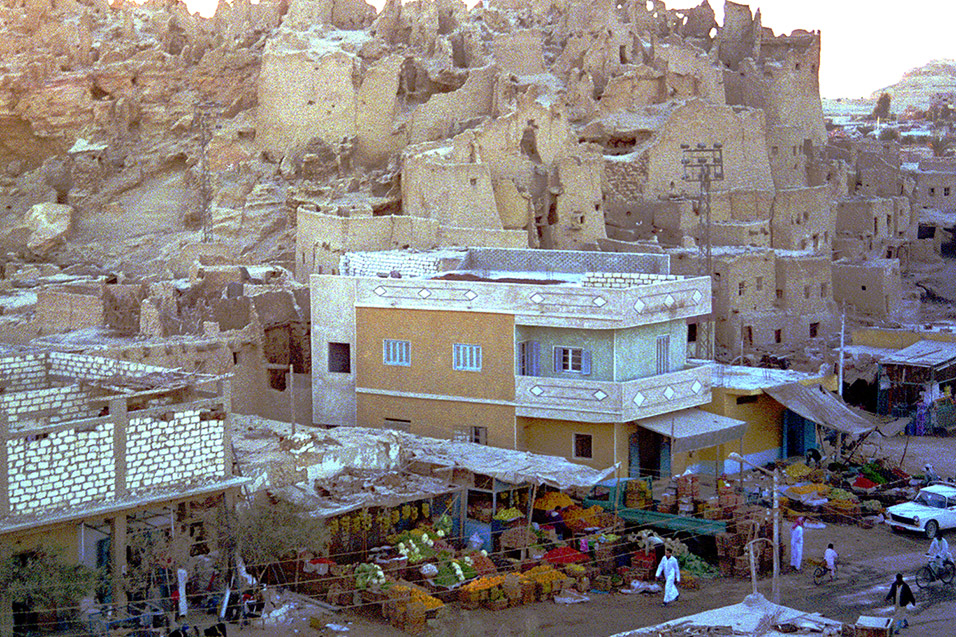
[886, 483, 956, 539]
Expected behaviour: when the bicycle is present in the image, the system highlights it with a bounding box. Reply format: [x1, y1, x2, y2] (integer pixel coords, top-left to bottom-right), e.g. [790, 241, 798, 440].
[812, 562, 835, 585]
[915, 559, 955, 589]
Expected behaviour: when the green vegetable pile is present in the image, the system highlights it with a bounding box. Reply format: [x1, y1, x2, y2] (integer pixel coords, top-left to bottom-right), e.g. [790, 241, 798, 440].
[678, 552, 719, 578]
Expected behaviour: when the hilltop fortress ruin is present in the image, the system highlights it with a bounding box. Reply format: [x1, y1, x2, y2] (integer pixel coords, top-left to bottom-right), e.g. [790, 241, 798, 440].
[0, 0, 939, 365]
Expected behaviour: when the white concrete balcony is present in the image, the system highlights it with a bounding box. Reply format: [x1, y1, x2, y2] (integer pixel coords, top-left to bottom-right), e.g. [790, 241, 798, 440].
[514, 364, 712, 423]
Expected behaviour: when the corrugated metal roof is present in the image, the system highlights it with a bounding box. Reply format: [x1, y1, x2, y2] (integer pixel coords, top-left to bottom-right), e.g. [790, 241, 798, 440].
[636, 408, 748, 455]
[883, 339, 956, 369]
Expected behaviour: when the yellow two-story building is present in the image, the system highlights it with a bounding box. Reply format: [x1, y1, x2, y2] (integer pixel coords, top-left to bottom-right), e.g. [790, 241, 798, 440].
[312, 248, 749, 480]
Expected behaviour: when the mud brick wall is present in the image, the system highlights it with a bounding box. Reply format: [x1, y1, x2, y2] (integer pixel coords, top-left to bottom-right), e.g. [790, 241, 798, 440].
[48, 351, 153, 380]
[582, 272, 681, 289]
[126, 410, 225, 492]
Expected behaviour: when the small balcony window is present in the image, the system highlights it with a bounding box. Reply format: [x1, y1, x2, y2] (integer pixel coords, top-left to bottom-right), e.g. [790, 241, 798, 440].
[573, 433, 593, 459]
[554, 347, 591, 374]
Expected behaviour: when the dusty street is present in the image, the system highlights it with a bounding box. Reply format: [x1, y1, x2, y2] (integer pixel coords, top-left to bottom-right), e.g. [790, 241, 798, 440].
[219, 436, 956, 637]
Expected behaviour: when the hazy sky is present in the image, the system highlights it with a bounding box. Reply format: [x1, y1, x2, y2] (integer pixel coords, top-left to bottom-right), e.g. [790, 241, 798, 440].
[184, 0, 955, 99]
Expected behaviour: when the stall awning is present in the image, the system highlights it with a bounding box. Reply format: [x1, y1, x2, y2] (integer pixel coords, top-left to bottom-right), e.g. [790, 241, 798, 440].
[883, 339, 956, 370]
[637, 408, 748, 455]
[763, 383, 878, 436]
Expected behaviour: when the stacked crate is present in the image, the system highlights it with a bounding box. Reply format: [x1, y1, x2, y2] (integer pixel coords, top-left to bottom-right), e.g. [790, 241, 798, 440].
[625, 479, 652, 509]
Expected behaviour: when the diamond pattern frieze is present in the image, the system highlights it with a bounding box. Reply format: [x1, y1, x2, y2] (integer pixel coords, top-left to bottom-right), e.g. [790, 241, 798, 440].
[530, 385, 544, 396]
[592, 389, 608, 401]
[464, 290, 478, 301]
[691, 380, 703, 394]
[592, 296, 607, 307]
[692, 290, 703, 304]
[663, 386, 675, 400]
[633, 392, 646, 406]
[664, 294, 676, 308]
[373, 286, 387, 296]
[530, 293, 544, 304]
[417, 288, 432, 299]
[634, 298, 646, 313]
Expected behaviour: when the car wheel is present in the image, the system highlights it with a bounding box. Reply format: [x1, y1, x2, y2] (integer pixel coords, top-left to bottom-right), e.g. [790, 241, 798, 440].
[926, 520, 940, 539]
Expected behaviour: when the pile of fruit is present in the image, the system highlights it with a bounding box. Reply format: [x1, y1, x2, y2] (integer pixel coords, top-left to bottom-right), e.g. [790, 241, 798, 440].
[460, 574, 507, 593]
[388, 585, 443, 610]
[493, 507, 524, 521]
[522, 564, 568, 586]
[534, 492, 574, 510]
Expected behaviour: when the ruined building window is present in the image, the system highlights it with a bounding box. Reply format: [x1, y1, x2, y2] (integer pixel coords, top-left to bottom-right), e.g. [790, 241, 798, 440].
[775, 329, 782, 343]
[738, 281, 746, 296]
[383, 339, 411, 366]
[772, 146, 779, 156]
[821, 283, 828, 297]
[555, 346, 591, 374]
[756, 277, 764, 291]
[776, 289, 783, 301]
[328, 342, 351, 374]
[384, 418, 411, 432]
[453, 343, 482, 372]
[804, 285, 811, 299]
[573, 433, 593, 459]
[946, 187, 952, 197]
[656, 335, 671, 375]
[809, 322, 819, 338]
[930, 187, 936, 196]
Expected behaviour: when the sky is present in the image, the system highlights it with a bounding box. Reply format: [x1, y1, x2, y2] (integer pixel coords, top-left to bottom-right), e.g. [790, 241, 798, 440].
[182, 0, 956, 99]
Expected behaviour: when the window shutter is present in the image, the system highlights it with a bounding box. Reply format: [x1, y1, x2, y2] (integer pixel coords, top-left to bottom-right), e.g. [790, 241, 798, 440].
[581, 350, 592, 375]
[530, 341, 540, 376]
[553, 347, 562, 373]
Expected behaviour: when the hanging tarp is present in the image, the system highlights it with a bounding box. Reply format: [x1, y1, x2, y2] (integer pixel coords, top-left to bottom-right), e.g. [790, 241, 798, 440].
[764, 383, 878, 436]
[636, 408, 748, 455]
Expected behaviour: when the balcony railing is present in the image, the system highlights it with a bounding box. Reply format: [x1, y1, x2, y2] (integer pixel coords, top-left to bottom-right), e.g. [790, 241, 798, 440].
[514, 364, 712, 423]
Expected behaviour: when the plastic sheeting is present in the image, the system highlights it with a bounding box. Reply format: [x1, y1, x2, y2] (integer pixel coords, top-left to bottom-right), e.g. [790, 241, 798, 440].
[636, 408, 748, 455]
[764, 383, 878, 436]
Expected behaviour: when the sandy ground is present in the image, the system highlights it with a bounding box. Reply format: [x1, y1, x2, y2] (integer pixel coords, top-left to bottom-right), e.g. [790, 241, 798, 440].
[167, 435, 956, 637]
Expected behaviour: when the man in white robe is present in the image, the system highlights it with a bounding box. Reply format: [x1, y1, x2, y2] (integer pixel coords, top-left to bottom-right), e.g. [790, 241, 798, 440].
[790, 517, 805, 571]
[655, 546, 680, 606]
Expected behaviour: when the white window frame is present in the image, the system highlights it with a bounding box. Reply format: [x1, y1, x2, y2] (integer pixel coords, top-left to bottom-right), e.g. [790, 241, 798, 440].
[452, 343, 482, 372]
[383, 339, 410, 366]
[554, 346, 591, 374]
[572, 432, 593, 459]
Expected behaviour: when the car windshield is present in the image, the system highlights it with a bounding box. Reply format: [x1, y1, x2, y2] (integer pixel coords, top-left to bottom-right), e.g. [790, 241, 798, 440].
[915, 490, 947, 508]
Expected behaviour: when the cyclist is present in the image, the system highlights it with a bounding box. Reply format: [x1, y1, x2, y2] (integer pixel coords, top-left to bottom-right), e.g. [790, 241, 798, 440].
[823, 543, 838, 582]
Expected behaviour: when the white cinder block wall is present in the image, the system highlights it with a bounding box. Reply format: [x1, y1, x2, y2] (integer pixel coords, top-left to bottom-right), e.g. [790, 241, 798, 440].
[2, 352, 227, 517]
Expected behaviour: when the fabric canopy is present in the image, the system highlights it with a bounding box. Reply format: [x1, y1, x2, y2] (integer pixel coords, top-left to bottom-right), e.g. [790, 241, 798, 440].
[637, 408, 748, 454]
[763, 383, 878, 436]
[883, 339, 956, 370]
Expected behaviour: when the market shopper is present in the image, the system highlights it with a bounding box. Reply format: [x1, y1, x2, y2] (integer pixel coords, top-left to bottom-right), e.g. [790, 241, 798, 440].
[884, 573, 916, 634]
[655, 546, 680, 606]
[824, 543, 838, 582]
[789, 517, 805, 571]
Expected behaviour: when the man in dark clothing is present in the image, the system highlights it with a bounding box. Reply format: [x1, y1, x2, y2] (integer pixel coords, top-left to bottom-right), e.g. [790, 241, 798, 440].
[885, 573, 916, 634]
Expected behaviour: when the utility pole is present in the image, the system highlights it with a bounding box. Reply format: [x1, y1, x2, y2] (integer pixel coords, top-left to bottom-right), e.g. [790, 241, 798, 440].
[195, 101, 222, 243]
[681, 143, 725, 360]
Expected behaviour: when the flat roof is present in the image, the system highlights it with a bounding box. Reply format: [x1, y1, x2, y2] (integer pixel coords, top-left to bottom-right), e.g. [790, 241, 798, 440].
[883, 339, 956, 368]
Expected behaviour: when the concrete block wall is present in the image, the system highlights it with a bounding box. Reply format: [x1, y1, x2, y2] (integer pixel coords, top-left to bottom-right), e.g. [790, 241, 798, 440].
[48, 351, 154, 381]
[582, 272, 681, 289]
[6, 421, 114, 515]
[126, 410, 225, 491]
[1, 385, 98, 433]
[0, 354, 48, 392]
[340, 251, 447, 278]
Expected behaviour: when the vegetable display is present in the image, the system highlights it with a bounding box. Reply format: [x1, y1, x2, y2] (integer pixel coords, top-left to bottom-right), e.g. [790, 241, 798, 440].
[355, 563, 389, 590]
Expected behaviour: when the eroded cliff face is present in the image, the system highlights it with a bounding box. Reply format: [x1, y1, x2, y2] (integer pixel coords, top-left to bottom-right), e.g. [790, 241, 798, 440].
[0, 0, 826, 281]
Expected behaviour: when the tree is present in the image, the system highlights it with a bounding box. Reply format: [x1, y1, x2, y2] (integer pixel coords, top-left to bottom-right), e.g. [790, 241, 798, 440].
[235, 500, 330, 579]
[0, 548, 99, 609]
[878, 128, 900, 142]
[872, 92, 892, 120]
[930, 135, 955, 158]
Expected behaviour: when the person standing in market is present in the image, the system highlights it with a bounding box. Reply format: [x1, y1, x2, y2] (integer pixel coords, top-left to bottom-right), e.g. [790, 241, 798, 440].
[884, 573, 915, 634]
[789, 517, 805, 571]
[655, 546, 680, 606]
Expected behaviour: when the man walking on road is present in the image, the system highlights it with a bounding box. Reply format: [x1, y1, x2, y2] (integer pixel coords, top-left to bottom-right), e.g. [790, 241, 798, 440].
[885, 573, 915, 634]
[656, 546, 680, 606]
